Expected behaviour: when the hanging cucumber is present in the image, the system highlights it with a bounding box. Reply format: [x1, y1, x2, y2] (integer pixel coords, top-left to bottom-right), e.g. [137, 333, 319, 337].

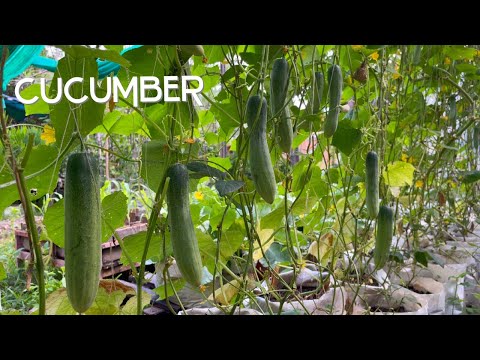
[270, 57, 289, 117]
[179, 45, 205, 57]
[247, 95, 277, 204]
[474, 126, 480, 150]
[64, 152, 102, 314]
[309, 71, 324, 115]
[448, 96, 457, 127]
[374, 205, 394, 269]
[324, 64, 343, 138]
[365, 151, 379, 218]
[167, 163, 204, 287]
[277, 106, 294, 154]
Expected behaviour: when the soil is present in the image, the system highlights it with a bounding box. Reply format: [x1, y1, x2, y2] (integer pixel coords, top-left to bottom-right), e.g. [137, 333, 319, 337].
[408, 286, 432, 295]
[344, 274, 380, 287]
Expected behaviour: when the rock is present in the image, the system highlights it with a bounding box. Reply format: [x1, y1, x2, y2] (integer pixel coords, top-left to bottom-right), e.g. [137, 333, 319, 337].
[179, 307, 263, 315]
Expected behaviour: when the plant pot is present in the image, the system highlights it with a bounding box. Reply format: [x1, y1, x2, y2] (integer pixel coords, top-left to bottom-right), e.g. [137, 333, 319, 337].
[345, 284, 428, 315]
[464, 274, 480, 311]
[406, 277, 445, 314]
[426, 244, 476, 267]
[427, 263, 467, 315]
[178, 307, 263, 315]
[245, 286, 347, 315]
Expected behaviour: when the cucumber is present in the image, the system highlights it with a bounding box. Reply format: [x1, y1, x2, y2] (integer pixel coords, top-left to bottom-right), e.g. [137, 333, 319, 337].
[64, 152, 102, 314]
[374, 205, 394, 269]
[309, 71, 324, 115]
[270, 58, 289, 117]
[448, 96, 457, 127]
[167, 163, 204, 288]
[247, 95, 277, 204]
[277, 106, 294, 154]
[324, 64, 343, 137]
[179, 45, 205, 57]
[365, 151, 379, 218]
[474, 126, 480, 150]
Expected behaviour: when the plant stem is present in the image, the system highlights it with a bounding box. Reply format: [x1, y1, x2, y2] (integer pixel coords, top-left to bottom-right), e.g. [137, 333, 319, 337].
[0, 46, 45, 314]
[136, 165, 170, 314]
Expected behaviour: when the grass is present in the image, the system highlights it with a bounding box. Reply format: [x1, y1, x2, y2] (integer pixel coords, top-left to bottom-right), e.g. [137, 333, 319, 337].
[0, 216, 64, 314]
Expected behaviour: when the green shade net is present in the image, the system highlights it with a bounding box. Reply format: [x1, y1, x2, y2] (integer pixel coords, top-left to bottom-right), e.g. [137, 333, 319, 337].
[2, 45, 45, 90]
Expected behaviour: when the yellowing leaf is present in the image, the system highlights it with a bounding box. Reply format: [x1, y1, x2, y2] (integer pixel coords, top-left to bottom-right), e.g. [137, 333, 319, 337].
[194, 191, 204, 201]
[370, 52, 379, 61]
[41, 125, 56, 145]
[447, 179, 457, 188]
[252, 228, 274, 261]
[383, 161, 415, 187]
[415, 180, 424, 188]
[45, 280, 150, 315]
[393, 73, 401, 80]
[351, 45, 364, 51]
[208, 280, 241, 305]
[444, 57, 451, 65]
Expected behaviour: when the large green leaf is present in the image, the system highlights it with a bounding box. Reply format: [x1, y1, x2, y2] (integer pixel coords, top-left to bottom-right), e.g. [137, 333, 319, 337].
[140, 140, 170, 192]
[461, 170, 480, 184]
[90, 111, 149, 137]
[43, 191, 128, 248]
[444, 46, 477, 61]
[0, 144, 64, 215]
[209, 100, 240, 134]
[21, 84, 50, 115]
[120, 231, 172, 265]
[43, 199, 65, 247]
[154, 278, 186, 300]
[331, 120, 362, 155]
[0, 262, 6, 281]
[45, 280, 150, 315]
[50, 55, 106, 142]
[102, 192, 128, 243]
[383, 161, 415, 187]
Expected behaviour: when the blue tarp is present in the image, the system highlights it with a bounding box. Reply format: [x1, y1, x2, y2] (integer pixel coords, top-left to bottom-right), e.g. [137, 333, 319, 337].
[2, 45, 141, 120]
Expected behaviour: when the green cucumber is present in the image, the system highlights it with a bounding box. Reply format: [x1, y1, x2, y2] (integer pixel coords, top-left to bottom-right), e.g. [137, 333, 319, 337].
[277, 106, 294, 154]
[324, 64, 343, 137]
[448, 96, 457, 127]
[309, 71, 324, 115]
[247, 95, 277, 204]
[270, 58, 289, 117]
[167, 163, 204, 288]
[365, 151, 379, 218]
[64, 152, 102, 313]
[474, 126, 480, 149]
[374, 205, 394, 269]
[179, 45, 205, 57]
